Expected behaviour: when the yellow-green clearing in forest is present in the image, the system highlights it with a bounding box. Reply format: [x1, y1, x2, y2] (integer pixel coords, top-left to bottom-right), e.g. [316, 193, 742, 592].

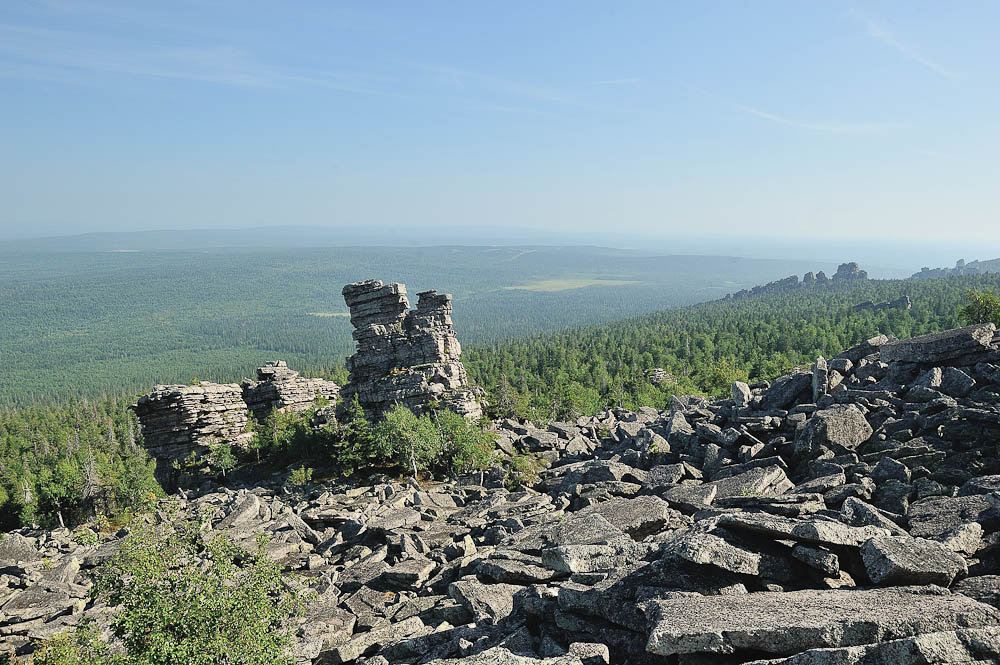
[504, 278, 640, 292]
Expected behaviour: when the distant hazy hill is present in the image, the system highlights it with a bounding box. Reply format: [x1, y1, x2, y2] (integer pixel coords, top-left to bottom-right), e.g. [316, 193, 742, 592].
[911, 258, 1000, 279]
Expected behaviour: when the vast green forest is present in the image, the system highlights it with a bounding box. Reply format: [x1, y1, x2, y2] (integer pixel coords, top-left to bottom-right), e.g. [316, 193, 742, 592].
[0, 246, 829, 405]
[3, 265, 999, 531]
[465, 273, 1000, 420]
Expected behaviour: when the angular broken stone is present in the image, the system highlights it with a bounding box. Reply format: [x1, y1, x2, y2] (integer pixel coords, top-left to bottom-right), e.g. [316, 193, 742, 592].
[508, 512, 624, 553]
[841, 496, 909, 537]
[718, 513, 890, 547]
[661, 484, 717, 513]
[448, 579, 523, 625]
[541, 542, 650, 574]
[575, 496, 679, 540]
[791, 544, 839, 576]
[861, 535, 968, 586]
[733, 381, 752, 407]
[645, 588, 1000, 657]
[908, 495, 1000, 539]
[476, 556, 555, 584]
[662, 529, 761, 575]
[740, 626, 1000, 665]
[423, 646, 584, 665]
[380, 556, 436, 589]
[794, 405, 872, 457]
[707, 465, 793, 500]
[879, 324, 996, 365]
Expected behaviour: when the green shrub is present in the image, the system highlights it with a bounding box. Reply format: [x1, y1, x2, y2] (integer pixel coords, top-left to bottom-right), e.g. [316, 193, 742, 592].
[22, 622, 121, 665]
[206, 441, 236, 479]
[505, 453, 545, 489]
[288, 466, 313, 486]
[372, 405, 496, 478]
[434, 410, 496, 476]
[372, 406, 442, 477]
[246, 395, 373, 473]
[960, 289, 1000, 327]
[74, 519, 307, 665]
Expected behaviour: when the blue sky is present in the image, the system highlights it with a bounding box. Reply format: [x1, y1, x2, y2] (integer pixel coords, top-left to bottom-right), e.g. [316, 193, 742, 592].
[1, 1, 998, 252]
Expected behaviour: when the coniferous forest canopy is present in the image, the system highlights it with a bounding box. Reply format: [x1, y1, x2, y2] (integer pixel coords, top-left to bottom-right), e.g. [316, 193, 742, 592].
[0, 245, 833, 406]
[3, 247, 1000, 531]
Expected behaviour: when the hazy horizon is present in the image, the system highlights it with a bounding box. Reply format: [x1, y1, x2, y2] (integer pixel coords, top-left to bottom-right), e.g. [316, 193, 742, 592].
[2, 2, 999, 249]
[3, 223, 999, 277]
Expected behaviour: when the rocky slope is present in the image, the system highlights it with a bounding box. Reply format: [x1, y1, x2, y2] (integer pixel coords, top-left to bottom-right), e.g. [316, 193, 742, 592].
[6, 324, 1000, 663]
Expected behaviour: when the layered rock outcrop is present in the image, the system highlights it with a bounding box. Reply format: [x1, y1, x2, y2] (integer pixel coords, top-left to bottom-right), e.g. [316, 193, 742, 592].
[242, 361, 339, 422]
[134, 362, 338, 487]
[339, 280, 482, 421]
[852, 294, 912, 312]
[132, 382, 252, 486]
[728, 262, 868, 301]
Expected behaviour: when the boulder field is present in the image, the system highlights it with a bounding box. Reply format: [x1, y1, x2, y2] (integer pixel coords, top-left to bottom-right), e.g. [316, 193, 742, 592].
[5, 323, 1000, 663]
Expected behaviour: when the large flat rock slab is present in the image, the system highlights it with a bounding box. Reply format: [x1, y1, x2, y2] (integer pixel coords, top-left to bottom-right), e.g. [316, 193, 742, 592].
[879, 324, 996, 365]
[718, 513, 890, 547]
[707, 465, 793, 500]
[742, 626, 1000, 665]
[645, 588, 1000, 657]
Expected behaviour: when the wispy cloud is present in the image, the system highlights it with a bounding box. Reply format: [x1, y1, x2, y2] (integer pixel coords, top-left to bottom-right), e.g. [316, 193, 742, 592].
[0, 22, 396, 93]
[594, 78, 640, 85]
[854, 12, 959, 80]
[734, 103, 903, 134]
[672, 77, 902, 135]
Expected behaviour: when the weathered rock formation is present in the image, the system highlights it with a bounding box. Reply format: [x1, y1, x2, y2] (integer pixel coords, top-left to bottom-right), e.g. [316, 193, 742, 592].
[242, 361, 339, 422]
[912, 257, 1000, 280]
[134, 361, 338, 487]
[132, 382, 252, 486]
[728, 263, 866, 301]
[832, 261, 868, 281]
[339, 280, 482, 421]
[852, 294, 912, 312]
[646, 368, 676, 386]
[11, 323, 1000, 664]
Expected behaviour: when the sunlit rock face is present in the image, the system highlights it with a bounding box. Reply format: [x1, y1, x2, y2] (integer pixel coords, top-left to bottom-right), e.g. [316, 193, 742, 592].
[338, 279, 482, 422]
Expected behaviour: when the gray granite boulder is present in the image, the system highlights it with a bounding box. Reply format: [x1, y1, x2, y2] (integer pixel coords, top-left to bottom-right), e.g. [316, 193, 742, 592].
[861, 535, 968, 586]
[645, 588, 1000, 657]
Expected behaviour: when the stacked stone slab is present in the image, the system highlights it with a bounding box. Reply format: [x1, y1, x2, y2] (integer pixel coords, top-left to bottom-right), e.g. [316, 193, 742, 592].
[242, 361, 340, 422]
[339, 280, 482, 421]
[134, 361, 338, 487]
[132, 382, 252, 486]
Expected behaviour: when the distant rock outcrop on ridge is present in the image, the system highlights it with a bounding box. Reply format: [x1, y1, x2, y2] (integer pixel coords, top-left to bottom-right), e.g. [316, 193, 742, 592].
[913, 258, 1000, 280]
[727, 262, 868, 301]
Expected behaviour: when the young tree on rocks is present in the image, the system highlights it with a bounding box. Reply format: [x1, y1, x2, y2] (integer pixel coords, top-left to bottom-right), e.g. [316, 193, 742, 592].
[960, 289, 1000, 327]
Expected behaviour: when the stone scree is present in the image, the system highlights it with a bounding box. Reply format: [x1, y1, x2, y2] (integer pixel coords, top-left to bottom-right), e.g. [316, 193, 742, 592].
[11, 322, 1000, 664]
[133, 362, 338, 486]
[338, 280, 482, 421]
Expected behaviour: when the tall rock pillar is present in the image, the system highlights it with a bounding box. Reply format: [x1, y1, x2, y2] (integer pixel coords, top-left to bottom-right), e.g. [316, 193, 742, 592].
[339, 280, 482, 421]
